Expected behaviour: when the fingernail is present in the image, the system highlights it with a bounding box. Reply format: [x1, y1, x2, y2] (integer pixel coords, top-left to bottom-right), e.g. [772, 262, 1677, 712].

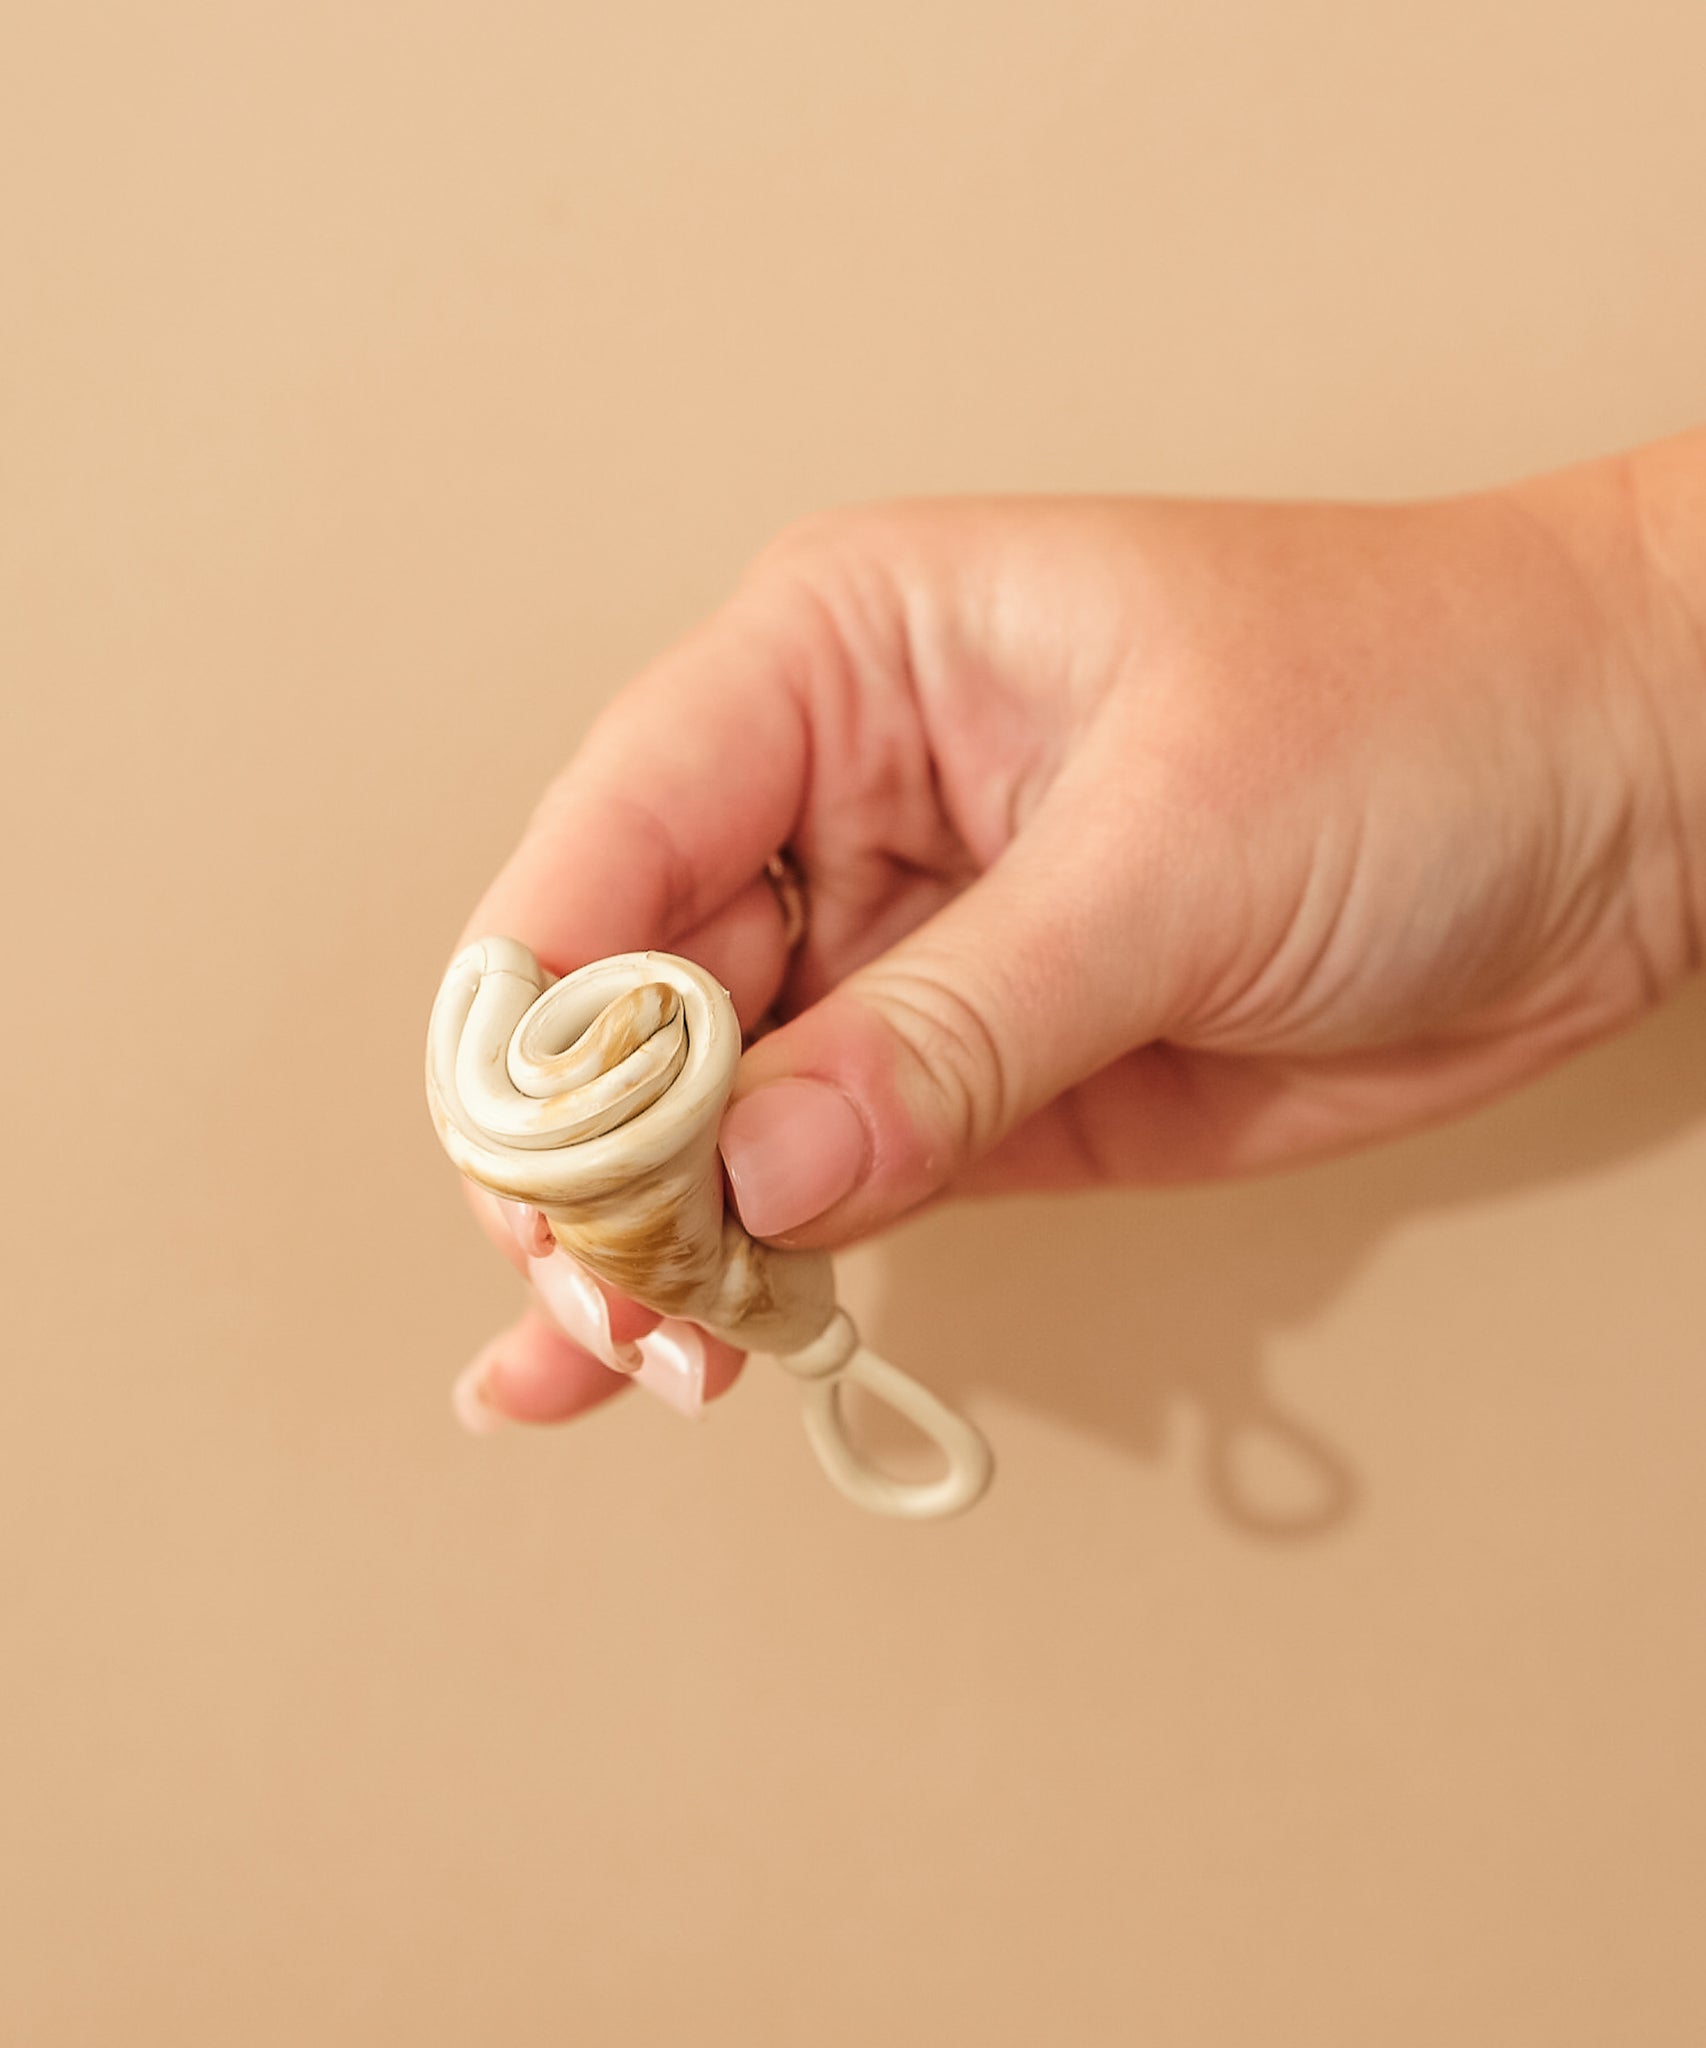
[451, 1341, 508, 1435]
[528, 1247, 642, 1375]
[501, 1200, 556, 1259]
[630, 1321, 709, 1418]
[720, 1078, 867, 1238]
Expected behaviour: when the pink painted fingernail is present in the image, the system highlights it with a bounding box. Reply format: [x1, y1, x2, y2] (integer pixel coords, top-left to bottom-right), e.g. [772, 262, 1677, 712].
[631, 1321, 709, 1418]
[451, 1340, 508, 1435]
[528, 1247, 643, 1374]
[720, 1078, 868, 1238]
[501, 1200, 557, 1259]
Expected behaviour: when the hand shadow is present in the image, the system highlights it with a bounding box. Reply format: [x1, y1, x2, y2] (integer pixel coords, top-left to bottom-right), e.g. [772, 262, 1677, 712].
[840, 980, 1706, 1543]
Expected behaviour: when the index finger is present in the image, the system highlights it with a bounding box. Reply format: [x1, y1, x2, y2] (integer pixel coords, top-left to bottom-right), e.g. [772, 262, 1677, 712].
[458, 589, 817, 976]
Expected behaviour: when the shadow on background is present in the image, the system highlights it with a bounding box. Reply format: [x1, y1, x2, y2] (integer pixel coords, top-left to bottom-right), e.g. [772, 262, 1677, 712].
[854, 981, 1706, 1543]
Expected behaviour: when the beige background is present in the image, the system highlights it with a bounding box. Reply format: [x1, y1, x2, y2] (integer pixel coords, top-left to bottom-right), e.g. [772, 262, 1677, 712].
[4, 3, 1704, 2043]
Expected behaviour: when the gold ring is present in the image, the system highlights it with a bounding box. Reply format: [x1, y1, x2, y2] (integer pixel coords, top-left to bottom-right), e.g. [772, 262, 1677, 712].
[764, 849, 808, 950]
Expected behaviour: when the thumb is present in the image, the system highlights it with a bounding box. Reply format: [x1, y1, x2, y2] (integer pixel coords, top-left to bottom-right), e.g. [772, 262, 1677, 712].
[718, 789, 1174, 1244]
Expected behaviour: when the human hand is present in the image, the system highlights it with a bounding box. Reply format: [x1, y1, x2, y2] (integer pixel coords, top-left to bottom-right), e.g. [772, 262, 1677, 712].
[451, 433, 1706, 1428]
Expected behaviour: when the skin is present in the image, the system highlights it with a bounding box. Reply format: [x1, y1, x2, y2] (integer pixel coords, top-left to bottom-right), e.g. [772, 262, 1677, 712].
[453, 427, 1706, 1426]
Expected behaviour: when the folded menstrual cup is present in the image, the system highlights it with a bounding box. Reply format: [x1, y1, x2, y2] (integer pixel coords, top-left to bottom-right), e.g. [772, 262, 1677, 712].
[427, 939, 993, 1519]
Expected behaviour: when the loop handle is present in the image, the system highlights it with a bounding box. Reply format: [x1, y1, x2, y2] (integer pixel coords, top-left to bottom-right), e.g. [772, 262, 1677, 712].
[776, 1313, 994, 1520]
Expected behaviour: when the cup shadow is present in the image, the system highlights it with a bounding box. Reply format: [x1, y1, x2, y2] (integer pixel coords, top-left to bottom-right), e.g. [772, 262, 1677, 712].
[847, 981, 1706, 1543]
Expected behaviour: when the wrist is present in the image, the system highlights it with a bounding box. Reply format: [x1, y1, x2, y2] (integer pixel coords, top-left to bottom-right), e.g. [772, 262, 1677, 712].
[1626, 429, 1706, 976]
[1502, 434, 1706, 996]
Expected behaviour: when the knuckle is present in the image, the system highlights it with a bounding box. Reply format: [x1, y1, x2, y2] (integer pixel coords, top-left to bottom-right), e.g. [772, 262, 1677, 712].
[742, 508, 864, 590]
[859, 964, 1015, 1169]
[739, 504, 927, 616]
